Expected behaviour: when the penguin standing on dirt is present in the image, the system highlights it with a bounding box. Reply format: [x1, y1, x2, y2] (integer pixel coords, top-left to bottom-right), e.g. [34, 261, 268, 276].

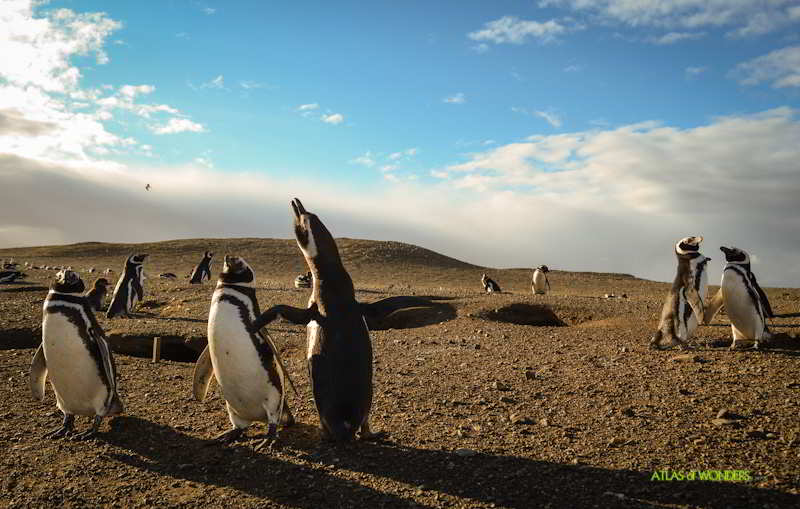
[106, 254, 147, 318]
[650, 236, 710, 350]
[193, 255, 295, 447]
[85, 277, 109, 311]
[704, 247, 774, 350]
[481, 273, 501, 294]
[294, 271, 312, 288]
[0, 270, 25, 283]
[251, 198, 383, 441]
[189, 251, 214, 284]
[30, 270, 123, 439]
[532, 265, 551, 295]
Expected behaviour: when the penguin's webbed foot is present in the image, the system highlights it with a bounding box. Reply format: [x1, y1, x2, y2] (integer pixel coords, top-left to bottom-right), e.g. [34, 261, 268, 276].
[254, 424, 278, 452]
[44, 425, 72, 439]
[71, 428, 98, 441]
[357, 422, 388, 441]
[213, 428, 245, 444]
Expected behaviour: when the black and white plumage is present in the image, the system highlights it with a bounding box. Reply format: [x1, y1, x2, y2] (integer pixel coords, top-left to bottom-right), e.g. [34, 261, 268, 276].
[650, 236, 710, 350]
[85, 277, 110, 312]
[481, 273, 501, 294]
[189, 251, 214, 284]
[193, 256, 294, 446]
[532, 265, 551, 295]
[294, 271, 312, 288]
[106, 254, 147, 318]
[705, 247, 774, 350]
[0, 270, 25, 284]
[31, 270, 123, 439]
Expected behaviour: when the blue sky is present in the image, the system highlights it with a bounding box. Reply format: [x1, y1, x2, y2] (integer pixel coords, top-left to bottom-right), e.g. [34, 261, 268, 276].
[2, 0, 800, 285]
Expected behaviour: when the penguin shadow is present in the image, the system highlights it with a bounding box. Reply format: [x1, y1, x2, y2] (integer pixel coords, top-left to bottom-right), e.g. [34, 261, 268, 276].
[101, 416, 409, 507]
[99, 417, 798, 508]
[0, 284, 47, 293]
[361, 297, 457, 330]
[0, 328, 39, 350]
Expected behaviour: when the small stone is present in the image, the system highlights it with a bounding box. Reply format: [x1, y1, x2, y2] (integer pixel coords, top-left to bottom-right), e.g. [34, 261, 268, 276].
[474, 344, 481, 350]
[712, 418, 740, 427]
[620, 346, 629, 353]
[716, 409, 732, 419]
[678, 388, 692, 396]
[524, 370, 536, 380]
[499, 396, 515, 404]
[693, 438, 705, 445]
[455, 448, 477, 457]
[670, 354, 701, 363]
[539, 418, 550, 427]
[621, 407, 635, 417]
[492, 381, 510, 391]
[607, 437, 625, 447]
[509, 414, 532, 425]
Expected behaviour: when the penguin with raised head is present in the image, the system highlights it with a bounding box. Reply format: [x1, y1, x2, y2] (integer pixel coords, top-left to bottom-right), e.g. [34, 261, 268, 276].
[106, 254, 148, 318]
[251, 198, 383, 441]
[704, 247, 773, 350]
[481, 273, 501, 294]
[193, 255, 295, 446]
[532, 265, 551, 295]
[189, 251, 214, 284]
[85, 277, 109, 312]
[30, 270, 123, 439]
[650, 236, 710, 350]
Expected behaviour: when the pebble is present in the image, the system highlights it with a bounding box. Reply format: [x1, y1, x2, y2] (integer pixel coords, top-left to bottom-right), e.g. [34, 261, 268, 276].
[716, 408, 732, 419]
[712, 418, 739, 427]
[539, 418, 550, 427]
[492, 381, 510, 391]
[670, 354, 701, 363]
[607, 437, 625, 448]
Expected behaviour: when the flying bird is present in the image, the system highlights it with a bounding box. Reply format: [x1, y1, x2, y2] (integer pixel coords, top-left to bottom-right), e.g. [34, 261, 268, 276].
[145, 184, 151, 191]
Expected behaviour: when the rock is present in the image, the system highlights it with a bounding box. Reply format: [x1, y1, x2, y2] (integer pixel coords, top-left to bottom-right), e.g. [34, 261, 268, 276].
[678, 388, 692, 396]
[499, 396, 515, 404]
[621, 407, 635, 417]
[620, 346, 629, 353]
[607, 437, 625, 447]
[524, 370, 536, 380]
[716, 408, 732, 419]
[455, 448, 477, 457]
[474, 344, 481, 350]
[509, 414, 533, 425]
[712, 418, 740, 427]
[492, 381, 510, 391]
[670, 354, 701, 363]
[539, 418, 550, 427]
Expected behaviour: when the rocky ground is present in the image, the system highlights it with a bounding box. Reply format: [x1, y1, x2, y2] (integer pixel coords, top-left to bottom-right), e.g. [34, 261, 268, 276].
[1, 239, 799, 508]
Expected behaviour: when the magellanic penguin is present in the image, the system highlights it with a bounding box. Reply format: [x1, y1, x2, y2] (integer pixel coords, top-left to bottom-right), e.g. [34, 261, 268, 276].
[294, 271, 312, 288]
[532, 265, 551, 295]
[0, 270, 25, 283]
[251, 198, 383, 442]
[106, 254, 148, 318]
[650, 236, 710, 350]
[481, 273, 501, 294]
[189, 251, 214, 284]
[85, 277, 109, 312]
[704, 247, 773, 350]
[193, 255, 295, 447]
[31, 270, 123, 439]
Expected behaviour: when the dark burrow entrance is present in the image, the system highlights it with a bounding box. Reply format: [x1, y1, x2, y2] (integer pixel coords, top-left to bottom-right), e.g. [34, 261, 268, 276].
[479, 303, 566, 327]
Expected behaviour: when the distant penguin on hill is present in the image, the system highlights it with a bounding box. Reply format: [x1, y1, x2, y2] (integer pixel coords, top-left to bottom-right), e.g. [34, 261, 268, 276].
[31, 270, 123, 439]
[0, 270, 25, 284]
[704, 247, 774, 350]
[294, 271, 312, 288]
[650, 236, 710, 350]
[85, 277, 109, 312]
[189, 251, 214, 284]
[106, 254, 148, 318]
[532, 265, 551, 295]
[481, 273, 501, 294]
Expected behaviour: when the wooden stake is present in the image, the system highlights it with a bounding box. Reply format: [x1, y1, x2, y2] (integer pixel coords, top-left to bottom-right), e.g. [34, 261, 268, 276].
[152, 336, 162, 363]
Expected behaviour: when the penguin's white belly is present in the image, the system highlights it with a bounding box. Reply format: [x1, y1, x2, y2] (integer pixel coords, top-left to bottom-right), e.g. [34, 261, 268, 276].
[532, 272, 547, 294]
[208, 302, 279, 422]
[42, 314, 107, 416]
[722, 277, 763, 339]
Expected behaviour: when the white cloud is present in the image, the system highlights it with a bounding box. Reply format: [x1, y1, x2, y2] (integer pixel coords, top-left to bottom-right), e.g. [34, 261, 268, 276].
[468, 16, 568, 45]
[472, 43, 489, 54]
[239, 80, 265, 89]
[444, 93, 466, 104]
[349, 151, 375, 167]
[202, 7, 216, 15]
[563, 64, 582, 73]
[648, 31, 705, 45]
[151, 117, 207, 135]
[380, 164, 398, 173]
[539, 0, 800, 37]
[321, 113, 344, 125]
[534, 110, 563, 128]
[685, 66, 707, 76]
[388, 147, 418, 160]
[193, 156, 213, 168]
[297, 103, 319, 111]
[733, 45, 800, 88]
[119, 84, 155, 98]
[198, 74, 226, 90]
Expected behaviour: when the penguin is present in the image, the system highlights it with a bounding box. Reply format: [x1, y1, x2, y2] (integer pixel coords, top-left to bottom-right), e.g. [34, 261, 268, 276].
[106, 254, 148, 318]
[85, 277, 109, 312]
[159, 272, 178, 280]
[704, 247, 773, 350]
[650, 236, 710, 350]
[0, 270, 25, 283]
[30, 270, 123, 439]
[532, 265, 551, 295]
[294, 271, 312, 288]
[87, 267, 95, 273]
[251, 198, 383, 441]
[481, 273, 501, 294]
[104, 268, 113, 275]
[189, 251, 214, 284]
[193, 255, 295, 446]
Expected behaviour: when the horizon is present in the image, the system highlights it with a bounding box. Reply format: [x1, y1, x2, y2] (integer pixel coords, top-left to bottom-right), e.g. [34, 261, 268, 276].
[1, 1, 799, 287]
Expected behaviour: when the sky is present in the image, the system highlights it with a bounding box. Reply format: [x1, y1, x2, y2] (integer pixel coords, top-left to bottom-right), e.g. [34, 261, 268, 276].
[1, 0, 799, 286]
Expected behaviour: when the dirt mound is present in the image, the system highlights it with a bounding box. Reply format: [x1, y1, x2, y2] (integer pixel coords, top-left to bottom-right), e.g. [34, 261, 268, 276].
[479, 303, 566, 327]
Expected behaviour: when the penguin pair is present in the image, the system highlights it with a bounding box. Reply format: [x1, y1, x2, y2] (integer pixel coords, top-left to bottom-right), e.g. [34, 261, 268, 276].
[106, 254, 148, 318]
[30, 270, 123, 439]
[705, 246, 774, 350]
[532, 265, 551, 295]
[189, 251, 214, 284]
[481, 274, 501, 293]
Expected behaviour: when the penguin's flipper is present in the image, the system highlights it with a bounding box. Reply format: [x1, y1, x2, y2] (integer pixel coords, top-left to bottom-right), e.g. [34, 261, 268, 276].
[251, 304, 314, 331]
[90, 327, 117, 395]
[703, 288, 724, 324]
[749, 273, 774, 318]
[684, 285, 705, 323]
[545, 275, 551, 291]
[192, 345, 215, 402]
[30, 344, 48, 401]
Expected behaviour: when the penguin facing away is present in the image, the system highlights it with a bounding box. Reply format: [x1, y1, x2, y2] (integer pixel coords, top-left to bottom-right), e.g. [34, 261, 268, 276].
[481, 273, 501, 294]
[250, 198, 384, 441]
[532, 265, 551, 295]
[704, 246, 773, 350]
[106, 254, 148, 318]
[31, 270, 123, 439]
[193, 255, 295, 446]
[650, 236, 710, 350]
[189, 251, 214, 284]
[85, 277, 109, 312]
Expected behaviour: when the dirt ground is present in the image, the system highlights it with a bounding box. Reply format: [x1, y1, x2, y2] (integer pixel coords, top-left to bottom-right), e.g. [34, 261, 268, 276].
[1, 238, 799, 508]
